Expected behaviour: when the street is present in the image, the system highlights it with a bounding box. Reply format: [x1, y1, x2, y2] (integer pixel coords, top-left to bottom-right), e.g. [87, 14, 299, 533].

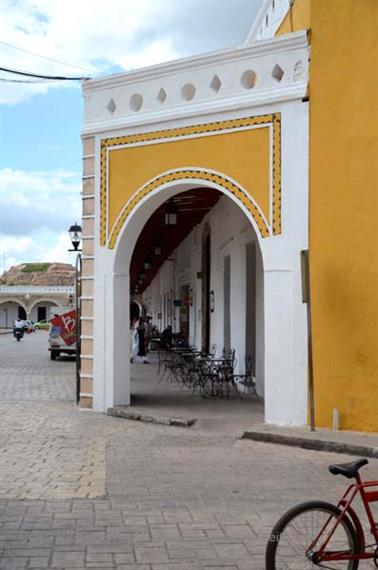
[0, 332, 376, 569]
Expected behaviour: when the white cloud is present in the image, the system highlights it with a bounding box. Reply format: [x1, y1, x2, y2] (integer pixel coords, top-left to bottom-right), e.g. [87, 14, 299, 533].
[0, 230, 78, 272]
[0, 168, 81, 271]
[40, 231, 76, 265]
[0, 236, 32, 254]
[0, 0, 262, 104]
[0, 168, 81, 236]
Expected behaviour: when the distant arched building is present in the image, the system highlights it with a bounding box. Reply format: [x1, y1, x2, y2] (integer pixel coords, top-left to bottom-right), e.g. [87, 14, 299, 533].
[0, 286, 75, 327]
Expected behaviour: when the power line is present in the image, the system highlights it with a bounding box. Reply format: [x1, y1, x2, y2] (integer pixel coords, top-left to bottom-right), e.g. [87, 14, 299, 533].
[0, 39, 97, 73]
[0, 66, 90, 80]
[0, 77, 62, 84]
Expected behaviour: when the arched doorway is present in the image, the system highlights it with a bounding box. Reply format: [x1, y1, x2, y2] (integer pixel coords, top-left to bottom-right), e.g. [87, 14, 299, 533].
[108, 177, 269, 408]
[92, 171, 308, 427]
[0, 299, 28, 328]
[29, 300, 59, 322]
[130, 300, 141, 323]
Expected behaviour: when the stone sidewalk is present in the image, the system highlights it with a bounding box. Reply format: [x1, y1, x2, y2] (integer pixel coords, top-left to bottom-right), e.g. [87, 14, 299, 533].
[0, 333, 377, 569]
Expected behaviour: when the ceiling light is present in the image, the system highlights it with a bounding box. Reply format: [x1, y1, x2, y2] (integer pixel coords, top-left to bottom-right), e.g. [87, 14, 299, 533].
[165, 199, 177, 225]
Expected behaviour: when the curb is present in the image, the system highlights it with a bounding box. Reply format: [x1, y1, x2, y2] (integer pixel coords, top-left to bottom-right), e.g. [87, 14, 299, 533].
[107, 406, 196, 428]
[242, 431, 378, 459]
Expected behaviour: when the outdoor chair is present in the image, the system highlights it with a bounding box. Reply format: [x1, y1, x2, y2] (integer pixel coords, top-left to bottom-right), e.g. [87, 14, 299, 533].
[233, 354, 257, 395]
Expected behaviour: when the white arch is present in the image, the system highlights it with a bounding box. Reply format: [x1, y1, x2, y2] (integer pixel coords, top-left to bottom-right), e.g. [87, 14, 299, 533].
[94, 177, 308, 427]
[0, 298, 27, 312]
[28, 298, 60, 314]
[114, 177, 266, 274]
[109, 178, 269, 413]
[109, 168, 271, 250]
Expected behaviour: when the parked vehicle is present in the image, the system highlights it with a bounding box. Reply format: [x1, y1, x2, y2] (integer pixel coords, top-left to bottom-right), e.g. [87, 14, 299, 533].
[22, 320, 35, 332]
[48, 307, 76, 360]
[34, 319, 49, 330]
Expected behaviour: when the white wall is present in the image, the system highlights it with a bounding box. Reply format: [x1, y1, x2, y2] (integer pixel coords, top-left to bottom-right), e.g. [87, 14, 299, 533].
[142, 196, 265, 390]
[0, 302, 23, 328]
[29, 301, 58, 323]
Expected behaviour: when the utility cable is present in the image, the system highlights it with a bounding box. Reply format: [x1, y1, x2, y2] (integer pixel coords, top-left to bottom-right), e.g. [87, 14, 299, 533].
[0, 77, 62, 84]
[0, 39, 97, 73]
[0, 65, 90, 80]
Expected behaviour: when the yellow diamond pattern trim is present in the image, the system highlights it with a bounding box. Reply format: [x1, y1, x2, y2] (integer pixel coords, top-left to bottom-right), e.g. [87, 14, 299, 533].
[100, 114, 281, 246]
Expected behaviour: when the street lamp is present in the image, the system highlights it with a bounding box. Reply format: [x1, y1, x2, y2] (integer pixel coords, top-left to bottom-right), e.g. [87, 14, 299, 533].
[68, 222, 82, 251]
[68, 223, 82, 405]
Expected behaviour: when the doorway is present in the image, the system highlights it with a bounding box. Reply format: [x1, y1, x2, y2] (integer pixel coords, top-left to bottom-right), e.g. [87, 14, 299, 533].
[37, 306, 47, 321]
[201, 226, 211, 354]
[245, 242, 256, 375]
[179, 285, 190, 340]
[18, 306, 26, 320]
[223, 255, 231, 350]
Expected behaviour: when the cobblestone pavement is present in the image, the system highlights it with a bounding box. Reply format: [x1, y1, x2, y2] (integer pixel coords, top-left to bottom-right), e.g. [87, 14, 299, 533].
[0, 334, 377, 569]
[0, 332, 75, 402]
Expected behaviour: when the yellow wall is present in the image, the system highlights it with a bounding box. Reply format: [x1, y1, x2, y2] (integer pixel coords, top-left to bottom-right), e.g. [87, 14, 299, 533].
[108, 127, 270, 233]
[102, 115, 282, 247]
[275, 0, 311, 36]
[309, 0, 378, 431]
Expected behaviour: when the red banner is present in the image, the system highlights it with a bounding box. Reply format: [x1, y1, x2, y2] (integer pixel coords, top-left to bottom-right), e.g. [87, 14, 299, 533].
[50, 310, 76, 346]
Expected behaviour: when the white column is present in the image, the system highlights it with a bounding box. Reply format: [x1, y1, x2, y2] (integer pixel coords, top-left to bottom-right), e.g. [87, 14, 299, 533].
[113, 272, 131, 406]
[93, 266, 131, 411]
[264, 268, 307, 425]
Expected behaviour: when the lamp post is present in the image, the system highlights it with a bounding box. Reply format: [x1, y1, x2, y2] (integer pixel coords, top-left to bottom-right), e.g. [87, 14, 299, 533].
[68, 223, 82, 405]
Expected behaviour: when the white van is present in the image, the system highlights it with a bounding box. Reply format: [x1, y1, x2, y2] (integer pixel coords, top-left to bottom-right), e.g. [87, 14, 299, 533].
[48, 306, 77, 360]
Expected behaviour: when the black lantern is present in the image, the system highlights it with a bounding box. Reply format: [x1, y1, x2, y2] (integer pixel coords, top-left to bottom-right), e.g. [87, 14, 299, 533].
[68, 222, 82, 251]
[144, 259, 151, 270]
[165, 199, 177, 225]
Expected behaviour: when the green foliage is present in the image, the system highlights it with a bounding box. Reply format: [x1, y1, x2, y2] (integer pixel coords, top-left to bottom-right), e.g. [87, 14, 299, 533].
[20, 263, 50, 273]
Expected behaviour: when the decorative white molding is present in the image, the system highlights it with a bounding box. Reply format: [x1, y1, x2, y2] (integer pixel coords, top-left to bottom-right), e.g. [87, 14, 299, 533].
[81, 335, 94, 340]
[82, 154, 95, 159]
[82, 31, 308, 136]
[82, 175, 95, 180]
[81, 355, 94, 360]
[0, 285, 74, 294]
[82, 195, 95, 200]
[246, 0, 291, 43]
[80, 373, 94, 379]
[82, 215, 95, 220]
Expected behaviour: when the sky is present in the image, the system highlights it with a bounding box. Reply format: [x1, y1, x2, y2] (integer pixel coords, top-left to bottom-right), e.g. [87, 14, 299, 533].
[0, 0, 262, 273]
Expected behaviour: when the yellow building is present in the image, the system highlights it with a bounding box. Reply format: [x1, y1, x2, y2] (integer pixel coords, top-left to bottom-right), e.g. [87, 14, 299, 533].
[80, 0, 377, 432]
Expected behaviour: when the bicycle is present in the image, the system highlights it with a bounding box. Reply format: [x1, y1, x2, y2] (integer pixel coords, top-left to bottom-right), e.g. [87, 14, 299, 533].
[266, 458, 378, 569]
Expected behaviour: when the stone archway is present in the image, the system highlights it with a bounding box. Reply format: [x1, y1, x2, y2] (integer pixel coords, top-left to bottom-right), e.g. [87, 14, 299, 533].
[28, 299, 60, 322]
[92, 172, 308, 427]
[0, 299, 28, 328]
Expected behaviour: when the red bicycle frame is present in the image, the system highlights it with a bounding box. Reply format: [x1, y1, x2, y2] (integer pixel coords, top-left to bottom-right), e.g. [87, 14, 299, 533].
[308, 472, 378, 563]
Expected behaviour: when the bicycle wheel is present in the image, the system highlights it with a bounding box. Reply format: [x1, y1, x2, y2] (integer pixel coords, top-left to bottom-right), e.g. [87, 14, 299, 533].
[265, 500, 359, 570]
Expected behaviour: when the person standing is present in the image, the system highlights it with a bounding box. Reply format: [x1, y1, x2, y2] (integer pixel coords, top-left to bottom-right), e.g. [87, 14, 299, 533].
[137, 318, 149, 363]
[144, 316, 153, 353]
[130, 319, 139, 363]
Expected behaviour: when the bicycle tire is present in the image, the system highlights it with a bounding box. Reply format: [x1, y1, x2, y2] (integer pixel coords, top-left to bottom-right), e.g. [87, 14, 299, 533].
[265, 500, 359, 570]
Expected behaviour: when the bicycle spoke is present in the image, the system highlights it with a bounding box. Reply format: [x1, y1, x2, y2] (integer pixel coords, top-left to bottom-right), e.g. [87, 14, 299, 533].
[267, 503, 358, 570]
